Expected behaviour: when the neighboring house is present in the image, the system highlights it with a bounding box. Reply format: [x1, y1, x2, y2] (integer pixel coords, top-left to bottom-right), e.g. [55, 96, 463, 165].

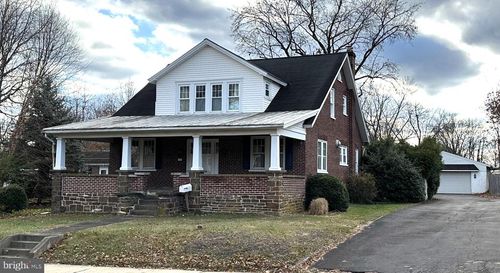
[43, 39, 369, 214]
[82, 151, 110, 175]
[438, 151, 489, 194]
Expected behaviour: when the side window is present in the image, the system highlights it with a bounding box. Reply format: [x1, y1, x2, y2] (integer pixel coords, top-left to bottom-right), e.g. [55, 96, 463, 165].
[265, 82, 270, 98]
[179, 85, 190, 112]
[330, 88, 335, 119]
[340, 145, 348, 166]
[317, 140, 327, 173]
[251, 137, 266, 169]
[342, 95, 348, 116]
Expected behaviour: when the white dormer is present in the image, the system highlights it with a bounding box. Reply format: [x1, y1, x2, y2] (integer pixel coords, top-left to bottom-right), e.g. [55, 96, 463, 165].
[150, 39, 286, 115]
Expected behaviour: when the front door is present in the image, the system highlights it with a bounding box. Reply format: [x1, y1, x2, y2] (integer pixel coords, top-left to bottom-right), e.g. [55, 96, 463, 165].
[187, 139, 219, 174]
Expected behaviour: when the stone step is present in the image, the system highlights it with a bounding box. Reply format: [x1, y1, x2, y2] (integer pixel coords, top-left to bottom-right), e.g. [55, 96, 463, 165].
[15, 235, 45, 242]
[1, 248, 32, 258]
[9, 241, 39, 249]
[138, 199, 159, 205]
[129, 209, 158, 216]
[134, 204, 158, 211]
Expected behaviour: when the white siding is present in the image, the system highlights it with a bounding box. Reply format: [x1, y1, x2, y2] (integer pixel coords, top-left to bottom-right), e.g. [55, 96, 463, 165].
[439, 151, 489, 194]
[156, 46, 275, 115]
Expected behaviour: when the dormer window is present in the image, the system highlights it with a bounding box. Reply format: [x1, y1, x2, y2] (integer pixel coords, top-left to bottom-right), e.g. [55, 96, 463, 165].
[228, 83, 240, 111]
[178, 81, 240, 113]
[179, 85, 190, 112]
[195, 85, 206, 112]
[211, 84, 222, 111]
[265, 82, 270, 97]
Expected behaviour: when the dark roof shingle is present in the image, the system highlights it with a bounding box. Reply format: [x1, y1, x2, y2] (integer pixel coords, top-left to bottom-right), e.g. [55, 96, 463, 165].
[442, 164, 479, 171]
[248, 53, 346, 112]
[113, 83, 156, 116]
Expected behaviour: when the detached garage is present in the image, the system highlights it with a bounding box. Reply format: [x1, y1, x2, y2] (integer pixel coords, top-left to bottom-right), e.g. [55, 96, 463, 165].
[438, 151, 489, 194]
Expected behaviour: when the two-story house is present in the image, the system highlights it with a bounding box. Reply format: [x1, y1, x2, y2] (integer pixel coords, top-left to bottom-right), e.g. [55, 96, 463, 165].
[43, 39, 369, 215]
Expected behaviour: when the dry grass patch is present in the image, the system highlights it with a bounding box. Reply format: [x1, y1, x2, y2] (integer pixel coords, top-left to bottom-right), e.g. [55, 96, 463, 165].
[43, 204, 405, 272]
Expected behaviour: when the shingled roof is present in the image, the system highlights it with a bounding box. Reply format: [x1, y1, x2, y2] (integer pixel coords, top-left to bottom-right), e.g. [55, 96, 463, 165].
[113, 54, 346, 116]
[249, 54, 346, 112]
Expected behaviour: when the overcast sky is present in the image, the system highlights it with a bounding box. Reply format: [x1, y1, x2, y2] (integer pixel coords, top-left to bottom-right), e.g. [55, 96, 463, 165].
[57, 0, 500, 120]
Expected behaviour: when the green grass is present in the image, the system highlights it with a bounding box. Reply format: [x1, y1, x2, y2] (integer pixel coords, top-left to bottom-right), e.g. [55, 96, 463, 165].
[43, 204, 405, 272]
[0, 209, 105, 239]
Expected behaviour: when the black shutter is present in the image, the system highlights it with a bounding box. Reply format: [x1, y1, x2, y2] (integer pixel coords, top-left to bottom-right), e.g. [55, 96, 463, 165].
[242, 136, 250, 170]
[285, 139, 294, 170]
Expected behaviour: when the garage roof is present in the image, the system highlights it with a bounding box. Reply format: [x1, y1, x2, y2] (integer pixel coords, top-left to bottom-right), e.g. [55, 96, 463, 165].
[442, 164, 479, 172]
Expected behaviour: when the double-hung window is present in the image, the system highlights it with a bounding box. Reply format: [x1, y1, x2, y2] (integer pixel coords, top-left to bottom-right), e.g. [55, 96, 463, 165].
[251, 137, 266, 169]
[195, 85, 206, 112]
[330, 88, 335, 119]
[228, 83, 240, 111]
[179, 85, 190, 112]
[211, 84, 222, 111]
[317, 140, 327, 173]
[131, 139, 156, 170]
[342, 95, 348, 116]
[340, 145, 348, 166]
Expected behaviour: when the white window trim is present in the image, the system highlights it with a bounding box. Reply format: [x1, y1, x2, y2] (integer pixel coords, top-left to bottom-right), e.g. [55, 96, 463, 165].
[210, 83, 223, 112]
[177, 80, 241, 114]
[317, 140, 328, 173]
[330, 88, 335, 119]
[249, 136, 286, 171]
[99, 166, 109, 175]
[264, 81, 271, 99]
[132, 138, 156, 170]
[342, 95, 348, 116]
[340, 145, 348, 166]
[338, 72, 343, 82]
[355, 148, 359, 174]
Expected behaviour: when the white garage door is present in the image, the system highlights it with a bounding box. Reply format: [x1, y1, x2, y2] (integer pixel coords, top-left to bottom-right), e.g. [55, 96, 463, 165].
[438, 172, 472, 194]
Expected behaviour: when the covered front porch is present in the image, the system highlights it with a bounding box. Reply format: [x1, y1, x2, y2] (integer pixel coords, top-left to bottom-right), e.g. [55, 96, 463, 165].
[44, 111, 315, 214]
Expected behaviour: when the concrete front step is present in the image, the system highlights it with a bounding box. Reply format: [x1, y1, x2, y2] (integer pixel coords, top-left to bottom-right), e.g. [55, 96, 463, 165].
[10, 241, 39, 249]
[16, 235, 45, 242]
[129, 209, 158, 216]
[1, 248, 32, 258]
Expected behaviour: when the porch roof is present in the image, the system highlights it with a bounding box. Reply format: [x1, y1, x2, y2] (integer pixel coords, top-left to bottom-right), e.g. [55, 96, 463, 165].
[43, 110, 317, 136]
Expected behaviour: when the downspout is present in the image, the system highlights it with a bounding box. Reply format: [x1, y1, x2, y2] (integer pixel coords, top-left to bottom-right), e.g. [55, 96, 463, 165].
[44, 133, 55, 169]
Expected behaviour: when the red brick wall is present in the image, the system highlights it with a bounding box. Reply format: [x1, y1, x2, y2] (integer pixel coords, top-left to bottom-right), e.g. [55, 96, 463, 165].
[129, 176, 147, 192]
[305, 79, 363, 181]
[62, 175, 118, 195]
[200, 174, 268, 195]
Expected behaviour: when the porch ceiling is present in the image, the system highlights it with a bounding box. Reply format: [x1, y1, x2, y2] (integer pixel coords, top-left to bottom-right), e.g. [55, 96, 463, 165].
[43, 110, 317, 136]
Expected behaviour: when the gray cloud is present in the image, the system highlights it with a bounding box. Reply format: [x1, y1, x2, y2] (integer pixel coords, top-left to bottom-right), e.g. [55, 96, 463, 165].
[86, 58, 138, 79]
[119, 0, 232, 46]
[385, 36, 479, 93]
[419, 0, 500, 53]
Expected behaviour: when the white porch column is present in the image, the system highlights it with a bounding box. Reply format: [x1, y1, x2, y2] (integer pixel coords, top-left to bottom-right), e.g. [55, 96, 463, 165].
[269, 134, 281, 171]
[120, 136, 133, 171]
[191, 135, 203, 171]
[54, 138, 66, 170]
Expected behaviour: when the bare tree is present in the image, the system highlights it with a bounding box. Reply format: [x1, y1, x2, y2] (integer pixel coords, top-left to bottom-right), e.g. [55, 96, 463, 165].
[231, 0, 420, 81]
[485, 88, 500, 167]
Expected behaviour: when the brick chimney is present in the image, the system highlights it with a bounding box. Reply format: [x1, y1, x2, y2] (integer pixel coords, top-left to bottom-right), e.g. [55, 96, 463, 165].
[346, 46, 356, 74]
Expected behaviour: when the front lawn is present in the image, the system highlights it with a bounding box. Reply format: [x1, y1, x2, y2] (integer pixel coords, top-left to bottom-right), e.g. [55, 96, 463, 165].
[0, 209, 105, 239]
[43, 204, 405, 272]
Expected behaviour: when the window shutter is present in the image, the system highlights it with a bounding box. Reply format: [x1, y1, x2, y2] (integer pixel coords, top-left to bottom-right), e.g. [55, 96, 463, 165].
[242, 136, 250, 170]
[285, 139, 294, 170]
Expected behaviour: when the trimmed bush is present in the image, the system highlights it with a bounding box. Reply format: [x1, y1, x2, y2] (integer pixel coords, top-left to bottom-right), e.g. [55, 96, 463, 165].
[309, 198, 329, 215]
[346, 173, 377, 204]
[399, 138, 443, 200]
[0, 184, 28, 212]
[305, 174, 349, 212]
[363, 139, 426, 203]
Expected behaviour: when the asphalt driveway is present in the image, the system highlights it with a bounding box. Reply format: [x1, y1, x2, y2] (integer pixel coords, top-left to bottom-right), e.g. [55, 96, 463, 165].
[315, 195, 500, 273]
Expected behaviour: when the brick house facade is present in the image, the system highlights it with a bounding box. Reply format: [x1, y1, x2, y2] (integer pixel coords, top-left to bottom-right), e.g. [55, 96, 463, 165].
[45, 39, 369, 215]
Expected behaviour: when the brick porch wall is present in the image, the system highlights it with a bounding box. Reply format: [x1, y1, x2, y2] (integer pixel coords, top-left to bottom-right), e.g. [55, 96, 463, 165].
[59, 174, 148, 213]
